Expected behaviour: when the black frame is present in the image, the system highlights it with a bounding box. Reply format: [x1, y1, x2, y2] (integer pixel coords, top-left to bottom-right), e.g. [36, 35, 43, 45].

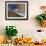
[5, 1, 28, 20]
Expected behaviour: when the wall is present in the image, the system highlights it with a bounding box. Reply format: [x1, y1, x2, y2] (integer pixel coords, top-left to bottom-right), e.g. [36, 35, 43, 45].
[0, 0, 46, 41]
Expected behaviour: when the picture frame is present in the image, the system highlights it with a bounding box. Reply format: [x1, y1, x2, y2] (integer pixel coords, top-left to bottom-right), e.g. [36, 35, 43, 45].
[5, 1, 28, 20]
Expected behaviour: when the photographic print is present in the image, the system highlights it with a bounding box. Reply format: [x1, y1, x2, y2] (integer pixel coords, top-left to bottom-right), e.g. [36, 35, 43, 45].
[5, 1, 28, 20]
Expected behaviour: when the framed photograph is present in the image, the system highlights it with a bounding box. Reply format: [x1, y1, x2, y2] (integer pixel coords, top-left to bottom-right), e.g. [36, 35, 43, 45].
[5, 1, 28, 20]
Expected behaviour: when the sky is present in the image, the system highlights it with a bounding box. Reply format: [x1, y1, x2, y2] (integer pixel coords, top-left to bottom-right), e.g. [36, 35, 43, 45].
[8, 4, 19, 11]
